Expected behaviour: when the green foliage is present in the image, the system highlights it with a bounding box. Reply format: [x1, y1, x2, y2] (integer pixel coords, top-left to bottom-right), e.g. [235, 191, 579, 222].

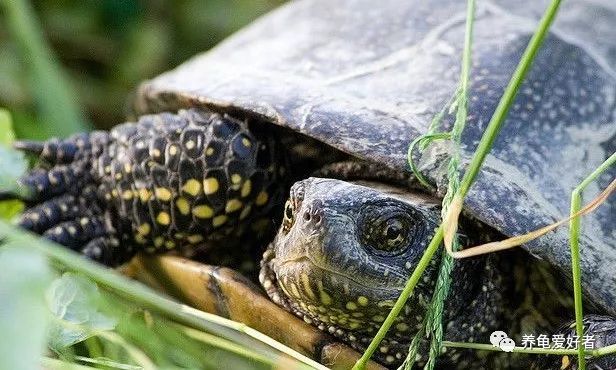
[354, 0, 564, 368]
[0, 1, 321, 365]
[0, 0, 286, 135]
[0, 109, 25, 220]
[0, 0, 89, 137]
[0, 220, 321, 369]
[0, 244, 52, 370]
[0, 108, 16, 144]
[46, 273, 117, 350]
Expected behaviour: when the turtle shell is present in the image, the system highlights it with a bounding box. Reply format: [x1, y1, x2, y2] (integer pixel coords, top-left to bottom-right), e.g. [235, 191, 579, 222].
[132, 0, 616, 314]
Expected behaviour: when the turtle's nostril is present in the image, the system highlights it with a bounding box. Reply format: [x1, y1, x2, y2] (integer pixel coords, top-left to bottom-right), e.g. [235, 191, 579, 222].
[299, 201, 324, 231]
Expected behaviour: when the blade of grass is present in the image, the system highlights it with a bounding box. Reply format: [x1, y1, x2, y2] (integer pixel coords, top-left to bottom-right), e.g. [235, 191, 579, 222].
[444, 176, 615, 258]
[569, 152, 616, 370]
[73, 357, 141, 370]
[183, 326, 277, 367]
[0, 109, 25, 220]
[97, 331, 156, 370]
[420, 1, 476, 369]
[0, 0, 90, 136]
[0, 246, 51, 370]
[0, 221, 326, 370]
[442, 0, 562, 250]
[353, 1, 563, 368]
[41, 357, 98, 370]
[442, 340, 616, 358]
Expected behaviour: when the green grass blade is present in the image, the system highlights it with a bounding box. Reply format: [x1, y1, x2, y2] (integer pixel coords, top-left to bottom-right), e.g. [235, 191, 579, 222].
[0, 221, 325, 370]
[456, 0, 561, 196]
[422, 1, 476, 369]
[0, 0, 90, 136]
[569, 152, 616, 370]
[41, 357, 99, 370]
[353, 1, 562, 368]
[442, 340, 616, 359]
[0, 109, 25, 220]
[0, 246, 52, 370]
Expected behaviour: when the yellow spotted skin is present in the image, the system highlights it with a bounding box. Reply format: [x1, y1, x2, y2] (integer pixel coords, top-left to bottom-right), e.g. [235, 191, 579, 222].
[13, 108, 284, 266]
[97, 109, 284, 256]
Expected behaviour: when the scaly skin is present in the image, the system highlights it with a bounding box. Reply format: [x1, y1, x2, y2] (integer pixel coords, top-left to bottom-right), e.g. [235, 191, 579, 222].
[5, 110, 616, 368]
[260, 177, 616, 369]
[259, 178, 510, 367]
[9, 109, 284, 265]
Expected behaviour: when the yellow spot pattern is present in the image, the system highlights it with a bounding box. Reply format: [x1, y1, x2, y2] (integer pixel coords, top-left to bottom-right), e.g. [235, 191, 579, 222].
[239, 205, 252, 220]
[182, 179, 202, 196]
[154, 237, 164, 248]
[155, 188, 172, 201]
[137, 223, 151, 236]
[561, 356, 570, 369]
[139, 189, 152, 202]
[317, 281, 332, 306]
[241, 180, 252, 198]
[301, 273, 316, 301]
[396, 323, 409, 332]
[187, 234, 204, 244]
[213, 215, 228, 227]
[156, 212, 170, 225]
[203, 178, 219, 195]
[193, 205, 214, 219]
[225, 199, 243, 213]
[175, 197, 190, 215]
[256, 191, 269, 206]
[357, 296, 369, 306]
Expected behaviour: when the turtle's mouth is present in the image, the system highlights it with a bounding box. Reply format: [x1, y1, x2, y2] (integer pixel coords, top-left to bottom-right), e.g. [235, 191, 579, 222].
[276, 254, 402, 292]
[259, 244, 411, 365]
[259, 244, 372, 338]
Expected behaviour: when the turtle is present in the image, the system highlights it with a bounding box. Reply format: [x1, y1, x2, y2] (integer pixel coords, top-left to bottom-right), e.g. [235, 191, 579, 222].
[1, 0, 615, 368]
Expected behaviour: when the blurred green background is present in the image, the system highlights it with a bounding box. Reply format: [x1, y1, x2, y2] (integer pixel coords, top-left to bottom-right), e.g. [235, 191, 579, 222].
[0, 0, 286, 139]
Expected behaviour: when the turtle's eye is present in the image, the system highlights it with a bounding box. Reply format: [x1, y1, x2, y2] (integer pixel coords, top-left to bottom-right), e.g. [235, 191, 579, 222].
[361, 209, 416, 255]
[382, 218, 405, 246]
[282, 200, 295, 233]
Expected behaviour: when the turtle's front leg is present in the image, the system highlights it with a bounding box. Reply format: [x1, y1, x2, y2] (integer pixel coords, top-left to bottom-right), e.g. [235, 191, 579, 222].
[532, 315, 616, 369]
[2, 109, 284, 266]
[121, 254, 386, 370]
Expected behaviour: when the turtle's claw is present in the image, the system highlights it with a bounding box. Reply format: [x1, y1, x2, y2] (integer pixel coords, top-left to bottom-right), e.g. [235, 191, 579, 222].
[14, 133, 90, 165]
[6, 133, 131, 264]
[17, 194, 82, 233]
[17, 163, 89, 202]
[42, 216, 107, 250]
[82, 235, 129, 266]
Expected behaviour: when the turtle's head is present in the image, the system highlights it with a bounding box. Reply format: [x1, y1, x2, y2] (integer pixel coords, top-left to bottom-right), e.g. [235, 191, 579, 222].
[260, 177, 444, 344]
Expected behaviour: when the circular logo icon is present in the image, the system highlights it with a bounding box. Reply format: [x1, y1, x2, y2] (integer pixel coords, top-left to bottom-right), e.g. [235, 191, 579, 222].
[490, 331, 508, 347]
